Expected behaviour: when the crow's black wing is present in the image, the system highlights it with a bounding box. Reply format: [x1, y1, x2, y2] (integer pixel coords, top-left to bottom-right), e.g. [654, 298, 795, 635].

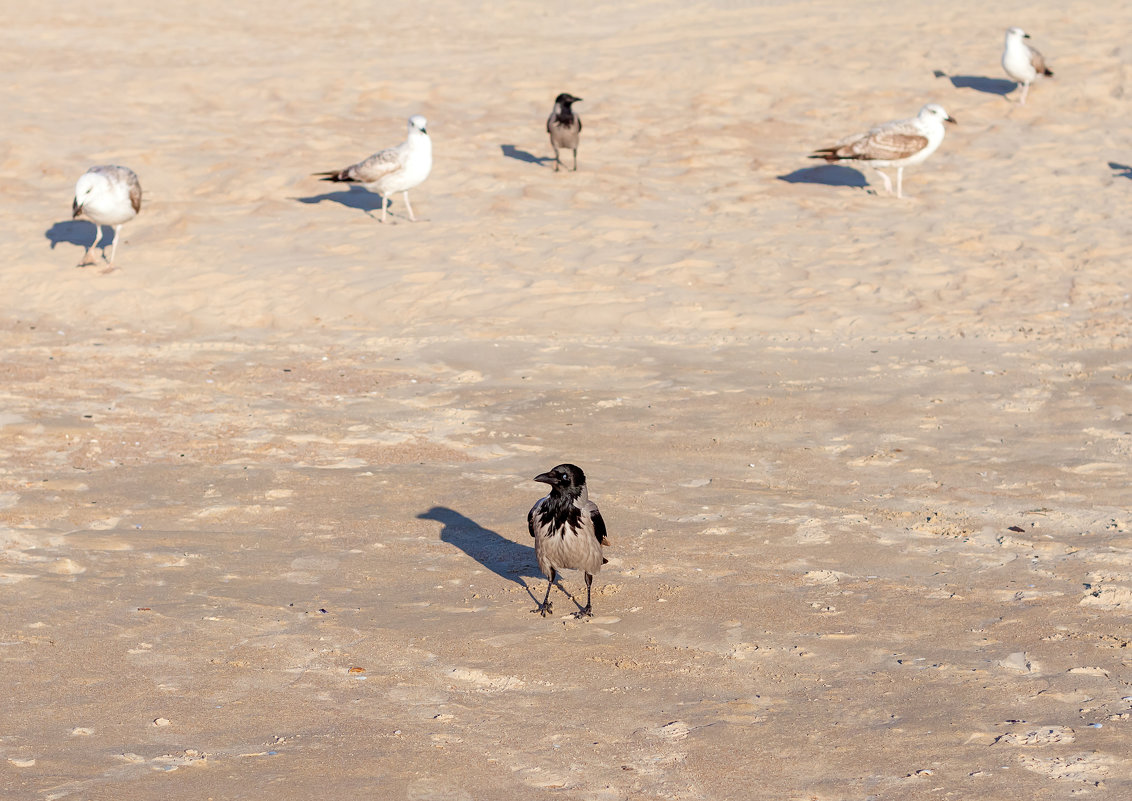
[587, 503, 609, 545]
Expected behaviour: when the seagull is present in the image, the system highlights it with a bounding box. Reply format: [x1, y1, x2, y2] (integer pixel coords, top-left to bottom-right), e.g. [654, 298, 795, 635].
[528, 463, 610, 618]
[1002, 27, 1053, 105]
[809, 104, 957, 198]
[71, 165, 142, 271]
[547, 93, 582, 172]
[313, 115, 432, 222]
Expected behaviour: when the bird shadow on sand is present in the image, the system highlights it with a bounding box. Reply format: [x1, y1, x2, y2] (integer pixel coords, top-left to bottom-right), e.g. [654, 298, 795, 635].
[777, 165, 868, 189]
[45, 220, 98, 251]
[1109, 162, 1132, 180]
[933, 70, 1016, 96]
[500, 144, 553, 167]
[293, 186, 387, 213]
[418, 506, 543, 603]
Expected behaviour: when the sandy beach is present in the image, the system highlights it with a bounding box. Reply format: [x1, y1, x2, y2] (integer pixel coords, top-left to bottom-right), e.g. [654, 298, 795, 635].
[2, 1, 1130, 798]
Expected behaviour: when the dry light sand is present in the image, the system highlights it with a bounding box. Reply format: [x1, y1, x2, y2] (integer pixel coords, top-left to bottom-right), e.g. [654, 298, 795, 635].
[2, 0, 1131, 799]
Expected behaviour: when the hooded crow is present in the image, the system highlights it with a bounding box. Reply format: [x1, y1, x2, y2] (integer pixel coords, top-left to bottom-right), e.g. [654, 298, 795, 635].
[528, 463, 609, 617]
[547, 93, 582, 172]
[1002, 27, 1053, 105]
[72, 165, 142, 271]
[313, 115, 432, 222]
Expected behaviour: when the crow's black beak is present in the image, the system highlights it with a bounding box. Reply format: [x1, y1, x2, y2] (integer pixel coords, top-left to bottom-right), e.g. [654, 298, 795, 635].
[533, 471, 555, 485]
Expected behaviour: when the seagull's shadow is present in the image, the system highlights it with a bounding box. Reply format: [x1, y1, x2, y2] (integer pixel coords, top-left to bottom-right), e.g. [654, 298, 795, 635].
[418, 506, 542, 602]
[777, 165, 868, 188]
[45, 220, 98, 251]
[293, 185, 387, 213]
[1109, 162, 1132, 180]
[933, 70, 1016, 96]
[500, 144, 553, 167]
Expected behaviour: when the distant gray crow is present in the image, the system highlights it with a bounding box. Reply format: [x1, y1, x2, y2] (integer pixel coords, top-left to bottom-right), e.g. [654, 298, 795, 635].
[547, 93, 582, 172]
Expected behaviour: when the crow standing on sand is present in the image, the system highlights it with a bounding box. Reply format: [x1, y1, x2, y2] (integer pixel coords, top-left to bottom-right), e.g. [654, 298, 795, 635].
[528, 464, 609, 617]
[313, 115, 432, 223]
[547, 93, 582, 172]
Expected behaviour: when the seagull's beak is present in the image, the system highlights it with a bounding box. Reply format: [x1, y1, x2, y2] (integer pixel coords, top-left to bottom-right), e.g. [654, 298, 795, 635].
[72, 198, 82, 218]
[945, 115, 957, 125]
[533, 471, 555, 485]
[1023, 33, 1031, 38]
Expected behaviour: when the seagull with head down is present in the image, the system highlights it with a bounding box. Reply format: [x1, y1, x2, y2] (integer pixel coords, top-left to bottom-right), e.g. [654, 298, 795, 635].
[72, 165, 142, 271]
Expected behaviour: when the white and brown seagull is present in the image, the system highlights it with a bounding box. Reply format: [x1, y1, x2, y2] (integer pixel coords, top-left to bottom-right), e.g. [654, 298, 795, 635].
[1002, 27, 1053, 105]
[71, 165, 142, 271]
[314, 115, 432, 223]
[809, 104, 957, 199]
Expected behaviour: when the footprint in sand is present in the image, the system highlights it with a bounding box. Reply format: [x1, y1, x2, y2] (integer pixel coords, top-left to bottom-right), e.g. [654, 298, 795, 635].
[654, 720, 692, 740]
[1080, 585, 1132, 610]
[405, 776, 473, 800]
[445, 666, 525, 692]
[998, 651, 1037, 673]
[512, 765, 572, 790]
[995, 726, 1075, 745]
[803, 569, 849, 585]
[1016, 751, 1121, 782]
[794, 518, 829, 544]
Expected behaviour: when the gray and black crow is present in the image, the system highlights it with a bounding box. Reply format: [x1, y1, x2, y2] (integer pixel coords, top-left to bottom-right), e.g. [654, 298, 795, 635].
[528, 463, 609, 617]
[547, 93, 582, 172]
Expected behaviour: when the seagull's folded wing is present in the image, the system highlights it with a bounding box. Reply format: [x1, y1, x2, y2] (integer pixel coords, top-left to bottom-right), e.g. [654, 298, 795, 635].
[128, 176, 142, 213]
[345, 145, 406, 183]
[839, 129, 929, 161]
[1029, 45, 1051, 75]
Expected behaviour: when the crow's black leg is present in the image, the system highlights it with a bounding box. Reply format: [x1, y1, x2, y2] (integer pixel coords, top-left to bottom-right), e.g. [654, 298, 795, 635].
[576, 572, 594, 617]
[572, 149, 578, 171]
[536, 568, 556, 616]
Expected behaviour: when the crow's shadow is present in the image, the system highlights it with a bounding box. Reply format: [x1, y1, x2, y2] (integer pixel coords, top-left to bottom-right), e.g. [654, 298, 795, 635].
[1109, 162, 1132, 180]
[419, 506, 542, 592]
[501, 144, 552, 167]
[778, 164, 868, 188]
[45, 220, 98, 251]
[933, 70, 1016, 96]
[293, 185, 387, 213]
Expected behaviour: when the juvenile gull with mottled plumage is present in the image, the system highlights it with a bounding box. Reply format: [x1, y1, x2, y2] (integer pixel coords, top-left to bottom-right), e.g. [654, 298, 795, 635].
[314, 115, 432, 223]
[809, 104, 956, 198]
